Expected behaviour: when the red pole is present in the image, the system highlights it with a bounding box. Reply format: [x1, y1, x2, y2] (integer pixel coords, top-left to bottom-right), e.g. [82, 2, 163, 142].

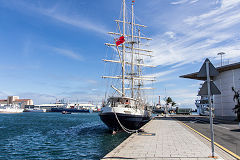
[159, 96, 161, 105]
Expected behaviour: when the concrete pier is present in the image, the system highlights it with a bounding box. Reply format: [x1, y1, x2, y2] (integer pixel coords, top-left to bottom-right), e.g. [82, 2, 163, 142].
[102, 117, 237, 160]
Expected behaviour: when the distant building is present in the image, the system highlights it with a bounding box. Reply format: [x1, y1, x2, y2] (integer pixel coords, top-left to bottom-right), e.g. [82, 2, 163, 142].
[180, 62, 240, 120]
[0, 96, 33, 108]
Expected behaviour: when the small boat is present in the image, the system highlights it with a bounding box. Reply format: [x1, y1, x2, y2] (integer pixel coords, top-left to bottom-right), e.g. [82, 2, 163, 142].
[62, 111, 71, 114]
[24, 107, 46, 112]
[51, 108, 90, 113]
[153, 106, 165, 114]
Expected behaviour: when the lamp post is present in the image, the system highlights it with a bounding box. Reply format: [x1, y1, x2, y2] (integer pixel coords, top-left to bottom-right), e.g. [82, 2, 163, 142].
[217, 52, 226, 66]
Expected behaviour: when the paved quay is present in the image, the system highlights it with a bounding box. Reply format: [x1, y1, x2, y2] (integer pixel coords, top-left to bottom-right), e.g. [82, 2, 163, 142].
[102, 117, 237, 160]
[174, 116, 240, 157]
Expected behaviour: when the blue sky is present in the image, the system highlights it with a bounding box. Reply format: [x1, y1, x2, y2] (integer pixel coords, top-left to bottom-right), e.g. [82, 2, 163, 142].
[0, 0, 240, 106]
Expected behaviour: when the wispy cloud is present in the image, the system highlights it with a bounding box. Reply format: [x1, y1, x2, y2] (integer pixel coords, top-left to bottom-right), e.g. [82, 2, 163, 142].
[147, 0, 240, 67]
[147, 69, 179, 78]
[1, 0, 108, 35]
[171, 0, 188, 5]
[51, 47, 83, 61]
[164, 32, 176, 39]
[171, 0, 199, 5]
[166, 88, 198, 106]
[146, 88, 197, 107]
[189, 0, 199, 4]
[18, 92, 57, 104]
[43, 12, 108, 35]
[0, 91, 10, 99]
[144, 69, 179, 85]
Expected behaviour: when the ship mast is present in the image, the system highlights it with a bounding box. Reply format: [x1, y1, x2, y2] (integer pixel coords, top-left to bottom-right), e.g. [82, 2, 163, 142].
[122, 0, 126, 97]
[137, 28, 141, 100]
[102, 0, 156, 100]
[131, 0, 134, 98]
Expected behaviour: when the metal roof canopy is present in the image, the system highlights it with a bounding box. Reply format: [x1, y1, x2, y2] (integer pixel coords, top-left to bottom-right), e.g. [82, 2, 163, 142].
[180, 61, 240, 80]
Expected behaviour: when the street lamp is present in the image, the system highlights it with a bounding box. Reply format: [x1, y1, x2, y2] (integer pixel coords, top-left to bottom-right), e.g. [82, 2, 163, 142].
[217, 52, 226, 66]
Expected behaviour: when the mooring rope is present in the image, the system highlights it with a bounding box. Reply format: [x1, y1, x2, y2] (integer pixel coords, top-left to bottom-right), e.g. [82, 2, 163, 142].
[112, 107, 139, 134]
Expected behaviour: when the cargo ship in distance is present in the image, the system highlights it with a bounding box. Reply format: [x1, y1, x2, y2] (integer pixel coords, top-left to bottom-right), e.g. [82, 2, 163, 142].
[50, 100, 95, 113]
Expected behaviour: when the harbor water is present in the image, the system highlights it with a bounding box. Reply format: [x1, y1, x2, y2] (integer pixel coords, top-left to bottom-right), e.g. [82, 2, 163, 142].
[0, 112, 129, 160]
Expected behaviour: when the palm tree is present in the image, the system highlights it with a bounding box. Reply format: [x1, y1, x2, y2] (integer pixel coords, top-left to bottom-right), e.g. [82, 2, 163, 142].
[171, 101, 177, 107]
[232, 87, 240, 121]
[163, 96, 177, 115]
[165, 97, 173, 105]
[164, 97, 176, 106]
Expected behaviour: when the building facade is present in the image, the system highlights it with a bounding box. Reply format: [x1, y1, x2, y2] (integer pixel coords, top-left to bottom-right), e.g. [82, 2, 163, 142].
[0, 96, 33, 108]
[213, 68, 240, 119]
[180, 62, 240, 120]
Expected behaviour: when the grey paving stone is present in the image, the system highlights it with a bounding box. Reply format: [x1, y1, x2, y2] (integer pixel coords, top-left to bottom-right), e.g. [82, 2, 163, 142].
[102, 117, 234, 160]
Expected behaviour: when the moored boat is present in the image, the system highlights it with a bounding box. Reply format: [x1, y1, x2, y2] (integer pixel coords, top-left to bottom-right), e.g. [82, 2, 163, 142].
[51, 107, 90, 113]
[99, 0, 154, 133]
[100, 97, 151, 132]
[24, 108, 47, 112]
[62, 111, 71, 114]
[0, 104, 24, 113]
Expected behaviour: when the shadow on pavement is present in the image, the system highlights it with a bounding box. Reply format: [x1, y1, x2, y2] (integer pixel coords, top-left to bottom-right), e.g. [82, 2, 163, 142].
[153, 117, 175, 120]
[230, 129, 240, 132]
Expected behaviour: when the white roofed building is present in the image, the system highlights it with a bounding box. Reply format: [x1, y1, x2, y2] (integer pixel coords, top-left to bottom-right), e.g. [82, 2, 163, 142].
[0, 96, 33, 108]
[181, 62, 240, 120]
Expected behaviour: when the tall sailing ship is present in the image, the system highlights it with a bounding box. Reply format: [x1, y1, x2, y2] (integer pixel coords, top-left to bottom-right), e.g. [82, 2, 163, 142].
[99, 0, 155, 133]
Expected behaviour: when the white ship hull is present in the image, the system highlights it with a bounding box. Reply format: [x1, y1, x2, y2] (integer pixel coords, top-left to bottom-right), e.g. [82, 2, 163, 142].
[24, 108, 47, 112]
[0, 108, 24, 113]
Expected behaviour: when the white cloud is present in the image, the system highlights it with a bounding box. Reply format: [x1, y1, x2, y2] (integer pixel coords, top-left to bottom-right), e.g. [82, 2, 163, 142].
[0, 91, 10, 99]
[147, 0, 240, 67]
[1, 1, 108, 35]
[166, 88, 198, 106]
[147, 69, 179, 78]
[17, 92, 57, 105]
[189, 0, 199, 4]
[171, 0, 188, 5]
[45, 13, 108, 35]
[171, 0, 199, 5]
[143, 69, 179, 85]
[164, 32, 176, 39]
[145, 88, 197, 107]
[51, 47, 83, 61]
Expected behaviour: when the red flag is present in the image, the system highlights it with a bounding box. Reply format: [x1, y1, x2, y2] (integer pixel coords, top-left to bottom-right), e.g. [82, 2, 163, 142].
[115, 36, 125, 46]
